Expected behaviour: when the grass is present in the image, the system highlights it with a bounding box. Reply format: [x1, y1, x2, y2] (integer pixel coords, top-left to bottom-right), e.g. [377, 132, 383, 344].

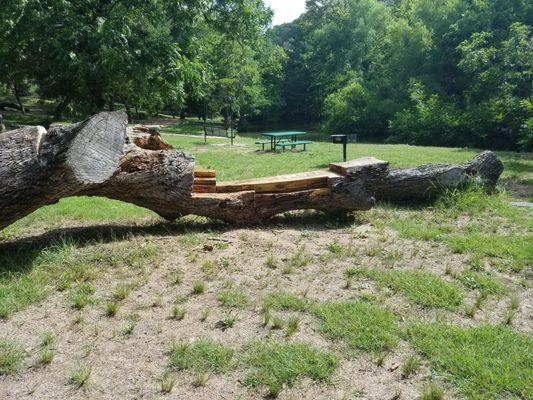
[217, 289, 249, 308]
[159, 371, 176, 393]
[313, 301, 398, 353]
[0, 240, 159, 318]
[243, 341, 339, 397]
[192, 280, 206, 294]
[377, 187, 532, 273]
[69, 362, 92, 388]
[407, 322, 533, 399]
[171, 305, 186, 320]
[217, 311, 237, 330]
[69, 283, 97, 310]
[286, 315, 301, 336]
[421, 383, 445, 400]
[402, 355, 421, 379]
[169, 338, 234, 374]
[363, 269, 464, 309]
[113, 283, 134, 301]
[0, 339, 24, 375]
[263, 291, 308, 312]
[446, 234, 532, 272]
[458, 270, 507, 295]
[106, 300, 120, 317]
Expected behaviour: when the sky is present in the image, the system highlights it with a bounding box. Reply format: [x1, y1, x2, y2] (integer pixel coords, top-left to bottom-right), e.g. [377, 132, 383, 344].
[263, 0, 307, 26]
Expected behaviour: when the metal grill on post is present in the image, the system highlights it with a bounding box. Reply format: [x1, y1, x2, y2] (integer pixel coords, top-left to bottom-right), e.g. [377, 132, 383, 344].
[331, 135, 348, 162]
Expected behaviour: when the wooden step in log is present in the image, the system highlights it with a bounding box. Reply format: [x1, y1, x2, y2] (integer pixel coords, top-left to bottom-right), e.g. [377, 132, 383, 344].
[215, 170, 344, 194]
[194, 169, 216, 178]
[330, 157, 389, 176]
[194, 178, 217, 186]
[193, 185, 217, 194]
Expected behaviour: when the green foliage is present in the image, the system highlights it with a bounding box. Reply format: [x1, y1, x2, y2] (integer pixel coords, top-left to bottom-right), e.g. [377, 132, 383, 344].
[169, 339, 234, 374]
[407, 322, 533, 399]
[365, 269, 464, 309]
[243, 341, 339, 397]
[313, 301, 398, 353]
[271, 0, 533, 150]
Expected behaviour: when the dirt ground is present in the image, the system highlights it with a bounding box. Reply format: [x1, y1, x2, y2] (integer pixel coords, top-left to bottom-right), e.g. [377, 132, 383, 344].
[0, 214, 530, 400]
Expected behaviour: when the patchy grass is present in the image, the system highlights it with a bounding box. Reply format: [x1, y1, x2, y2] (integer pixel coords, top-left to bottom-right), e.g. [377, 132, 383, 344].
[159, 371, 176, 393]
[421, 382, 445, 400]
[68, 283, 97, 310]
[313, 301, 398, 353]
[446, 234, 532, 272]
[263, 291, 308, 312]
[69, 362, 92, 388]
[0, 339, 24, 375]
[217, 289, 249, 308]
[0, 241, 159, 318]
[402, 355, 421, 379]
[407, 322, 533, 400]
[284, 246, 312, 273]
[169, 338, 234, 374]
[192, 280, 206, 295]
[243, 341, 339, 397]
[458, 270, 508, 295]
[364, 269, 464, 309]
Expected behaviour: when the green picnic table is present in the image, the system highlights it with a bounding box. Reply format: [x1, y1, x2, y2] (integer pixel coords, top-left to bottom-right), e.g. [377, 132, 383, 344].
[256, 131, 311, 151]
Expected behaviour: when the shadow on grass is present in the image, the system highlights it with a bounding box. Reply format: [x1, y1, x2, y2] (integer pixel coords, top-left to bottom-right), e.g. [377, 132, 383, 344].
[0, 211, 362, 275]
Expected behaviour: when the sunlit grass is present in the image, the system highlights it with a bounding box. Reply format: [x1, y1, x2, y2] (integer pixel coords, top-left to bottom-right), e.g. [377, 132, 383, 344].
[313, 300, 398, 353]
[243, 341, 339, 397]
[364, 269, 464, 309]
[407, 322, 533, 400]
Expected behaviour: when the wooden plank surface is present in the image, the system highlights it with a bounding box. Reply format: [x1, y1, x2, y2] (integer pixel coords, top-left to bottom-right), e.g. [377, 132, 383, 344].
[194, 178, 217, 186]
[329, 157, 389, 176]
[192, 185, 217, 193]
[194, 169, 216, 178]
[216, 170, 343, 194]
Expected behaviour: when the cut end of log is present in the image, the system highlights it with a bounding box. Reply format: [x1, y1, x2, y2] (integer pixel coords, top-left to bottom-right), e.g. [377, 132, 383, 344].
[66, 112, 128, 184]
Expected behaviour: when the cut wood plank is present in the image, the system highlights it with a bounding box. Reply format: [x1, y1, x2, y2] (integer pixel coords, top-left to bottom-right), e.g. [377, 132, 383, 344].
[194, 178, 217, 186]
[193, 185, 217, 193]
[216, 170, 343, 194]
[194, 169, 216, 178]
[330, 157, 389, 176]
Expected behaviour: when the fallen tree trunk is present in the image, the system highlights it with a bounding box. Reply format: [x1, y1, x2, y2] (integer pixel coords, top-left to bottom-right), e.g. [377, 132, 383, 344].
[0, 112, 504, 229]
[368, 151, 504, 202]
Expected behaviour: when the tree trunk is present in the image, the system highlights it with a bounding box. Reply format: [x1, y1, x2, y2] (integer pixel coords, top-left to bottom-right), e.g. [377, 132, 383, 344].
[0, 113, 5, 132]
[124, 101, 133, 123]
[0, 112, 128, 229]
[11, 84, 25, 114]
[369, 151, 503, 202]
[0, 112, 504, 230]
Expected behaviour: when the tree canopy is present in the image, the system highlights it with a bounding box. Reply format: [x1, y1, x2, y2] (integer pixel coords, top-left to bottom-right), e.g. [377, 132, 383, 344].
[1, 0, 531, 150]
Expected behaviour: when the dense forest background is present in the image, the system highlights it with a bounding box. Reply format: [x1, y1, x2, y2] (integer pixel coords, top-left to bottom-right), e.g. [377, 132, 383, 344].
[1, 0, 532, 150]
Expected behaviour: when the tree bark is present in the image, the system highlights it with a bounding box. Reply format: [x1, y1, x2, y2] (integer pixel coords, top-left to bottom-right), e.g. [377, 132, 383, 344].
[370, 151, 504, 202]
[0, 112, 505, 229]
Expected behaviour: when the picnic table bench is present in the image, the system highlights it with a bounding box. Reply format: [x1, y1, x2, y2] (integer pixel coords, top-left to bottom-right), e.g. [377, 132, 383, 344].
[276, 140, 312, 151]
[257, 131, 312, 151]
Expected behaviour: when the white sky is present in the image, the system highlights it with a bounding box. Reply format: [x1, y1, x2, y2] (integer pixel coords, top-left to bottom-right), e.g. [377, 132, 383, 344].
[263, 0, 307, 25]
